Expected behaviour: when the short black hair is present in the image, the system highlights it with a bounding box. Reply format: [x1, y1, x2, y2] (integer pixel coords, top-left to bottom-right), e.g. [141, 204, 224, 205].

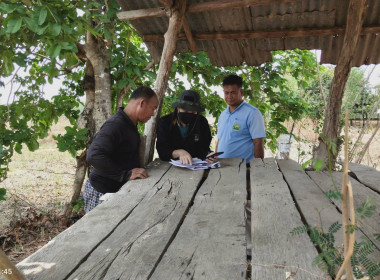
[222, 75, 243, 88]
[130, 86, 156, 100]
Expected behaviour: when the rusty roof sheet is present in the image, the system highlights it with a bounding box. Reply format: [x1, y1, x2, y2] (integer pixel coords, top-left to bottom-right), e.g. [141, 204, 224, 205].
[116, 0, 380, 67]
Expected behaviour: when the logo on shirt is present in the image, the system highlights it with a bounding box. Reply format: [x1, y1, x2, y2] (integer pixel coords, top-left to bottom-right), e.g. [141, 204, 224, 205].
[232, 123, 241, 131]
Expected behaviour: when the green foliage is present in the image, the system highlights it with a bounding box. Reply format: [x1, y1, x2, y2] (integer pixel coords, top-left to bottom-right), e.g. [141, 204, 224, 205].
[325, 190, 343, 201]
[292, 197, 380, 279]
[301, 158, 324, 171]
[292, 223, 342, 276]
[72, 198, 84, 213]
[304, 66, 376, 123]
[357, 196, 376, 219]
[0, 0, 88, 182]
[53, 126, 88, 157]
[109, 20, 155, 112]
[292, 222, 380, 278]
[242, 49, 314, 152]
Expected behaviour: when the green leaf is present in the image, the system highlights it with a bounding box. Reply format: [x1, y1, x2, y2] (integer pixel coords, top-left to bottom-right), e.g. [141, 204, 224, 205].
[36, 25, 48, 35]
[38, 7, 48, 25]
[357, 196, 376, 219]
[301, 159, 311, 170]
[328, 221, 342, 234]
[0, 188, 6, 201]
[15, 142, 22, 154]
[14, 53, 27, 67]
[26, 138, 39, 152]
[0, 3, 17, 13]
[46, 44, 62, 59]
[60, 42, 78, 52]
[21, 0, 32, 6]
[2, 55, 15, 76]
[7, 18, 23, 33]
[133, 67, 142, 77]
[313, 159, 323, 171]
[50, 23, 61, 36]
[23, 17, 38, 32]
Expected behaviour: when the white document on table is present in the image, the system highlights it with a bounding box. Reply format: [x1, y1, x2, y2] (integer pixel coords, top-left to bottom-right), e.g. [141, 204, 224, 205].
[169, 158, 221, 170]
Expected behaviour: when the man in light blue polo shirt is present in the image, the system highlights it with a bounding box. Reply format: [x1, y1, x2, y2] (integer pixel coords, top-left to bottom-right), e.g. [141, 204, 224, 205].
[212, 74, 265, 260]
[216, 74, 265, 162]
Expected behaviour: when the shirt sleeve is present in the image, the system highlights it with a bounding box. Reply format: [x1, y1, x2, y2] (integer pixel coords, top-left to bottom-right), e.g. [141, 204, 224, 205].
[217, 111, 225, 139]
[86, 122, 130, 182]
[248, 109, 266, 140]
[156, 117, 174, 161]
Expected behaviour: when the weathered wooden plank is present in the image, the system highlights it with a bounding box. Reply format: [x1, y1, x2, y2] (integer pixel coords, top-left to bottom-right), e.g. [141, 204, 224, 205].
[349, 162, 380, 193]
[277, 159, 345, 244]
[278, 159, 380, 264]
[68, 162, 205, 279]
[17, 160, 171, 280]
[150, 158, 247, 279]
[250, 158, 324, 279]
[307, 171, 380, 249]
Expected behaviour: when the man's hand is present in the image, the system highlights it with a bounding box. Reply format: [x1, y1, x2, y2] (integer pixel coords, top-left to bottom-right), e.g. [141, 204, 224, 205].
[172, 149, 193, 165]
[129, 168, 148, 180]
[205, 151, 218, 163]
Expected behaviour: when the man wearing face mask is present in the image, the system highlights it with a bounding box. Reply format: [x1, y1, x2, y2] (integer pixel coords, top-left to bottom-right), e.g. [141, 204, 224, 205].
[156, 90, 212, 165]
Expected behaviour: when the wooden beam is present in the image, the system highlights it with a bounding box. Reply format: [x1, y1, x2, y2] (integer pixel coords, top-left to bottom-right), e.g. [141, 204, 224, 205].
[142, 26, 380, 42]
[182, 17, 197, 53]
[313, 0, 367, 169]
[143, 0, 187, 165]
[117, 7, 166, 21]
[117, 0, 298, 21]
[187, 0, 297, 13]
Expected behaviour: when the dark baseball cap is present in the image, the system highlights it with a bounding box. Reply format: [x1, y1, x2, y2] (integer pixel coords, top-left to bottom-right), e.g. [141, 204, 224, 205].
[172, 90, 205, 112]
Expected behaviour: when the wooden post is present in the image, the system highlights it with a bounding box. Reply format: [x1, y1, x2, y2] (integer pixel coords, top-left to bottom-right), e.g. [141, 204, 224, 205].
[313, 0, 367, 169]
[143, 0, 187, 166]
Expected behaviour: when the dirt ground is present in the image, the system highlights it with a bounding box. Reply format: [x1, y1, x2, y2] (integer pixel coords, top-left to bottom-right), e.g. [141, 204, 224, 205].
[0, 118, 80, 262]
[266, 119, 380, 170]
[0, 117, 379, 264]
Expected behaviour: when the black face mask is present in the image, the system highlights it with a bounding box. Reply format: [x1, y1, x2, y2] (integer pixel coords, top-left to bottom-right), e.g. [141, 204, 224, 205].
[178, 112, 197, 125]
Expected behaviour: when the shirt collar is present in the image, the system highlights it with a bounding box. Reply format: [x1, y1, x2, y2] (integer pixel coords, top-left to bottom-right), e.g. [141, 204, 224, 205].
[118, 107, 137, 129]
[227, 101, 245, 114]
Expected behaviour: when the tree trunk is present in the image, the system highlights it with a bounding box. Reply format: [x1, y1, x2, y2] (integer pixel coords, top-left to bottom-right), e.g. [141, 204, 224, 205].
[64, 29, 112, 216]
[313, 0, 367, 170]
[143, 0, 187, 166]
[64, 62, 96, 217]
[84, 32, 112, 132]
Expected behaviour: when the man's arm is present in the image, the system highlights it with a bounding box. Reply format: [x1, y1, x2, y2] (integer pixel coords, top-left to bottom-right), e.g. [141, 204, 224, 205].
[253, 138, 264, 159]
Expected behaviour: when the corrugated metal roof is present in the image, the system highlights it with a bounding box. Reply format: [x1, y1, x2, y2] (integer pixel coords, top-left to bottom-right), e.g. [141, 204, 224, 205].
[117, 0, 380, 67]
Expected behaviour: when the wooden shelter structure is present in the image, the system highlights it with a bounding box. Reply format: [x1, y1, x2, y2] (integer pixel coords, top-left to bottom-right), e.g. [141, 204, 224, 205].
[115, 0, 380, 166]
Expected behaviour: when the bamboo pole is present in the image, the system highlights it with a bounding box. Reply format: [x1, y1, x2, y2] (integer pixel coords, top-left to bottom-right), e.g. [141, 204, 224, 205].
[336, 109, 356, 280]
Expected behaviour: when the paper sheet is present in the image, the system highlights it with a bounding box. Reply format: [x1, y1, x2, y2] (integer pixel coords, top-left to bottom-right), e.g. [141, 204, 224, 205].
[169, 158, 221, 170]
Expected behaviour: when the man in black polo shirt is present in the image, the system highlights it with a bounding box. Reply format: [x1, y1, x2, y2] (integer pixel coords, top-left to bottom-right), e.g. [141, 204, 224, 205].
[84, 86, 158, 213]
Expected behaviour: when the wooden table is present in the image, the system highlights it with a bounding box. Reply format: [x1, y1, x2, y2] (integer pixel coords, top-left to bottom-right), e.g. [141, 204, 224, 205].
[16, 158, 380, 279]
